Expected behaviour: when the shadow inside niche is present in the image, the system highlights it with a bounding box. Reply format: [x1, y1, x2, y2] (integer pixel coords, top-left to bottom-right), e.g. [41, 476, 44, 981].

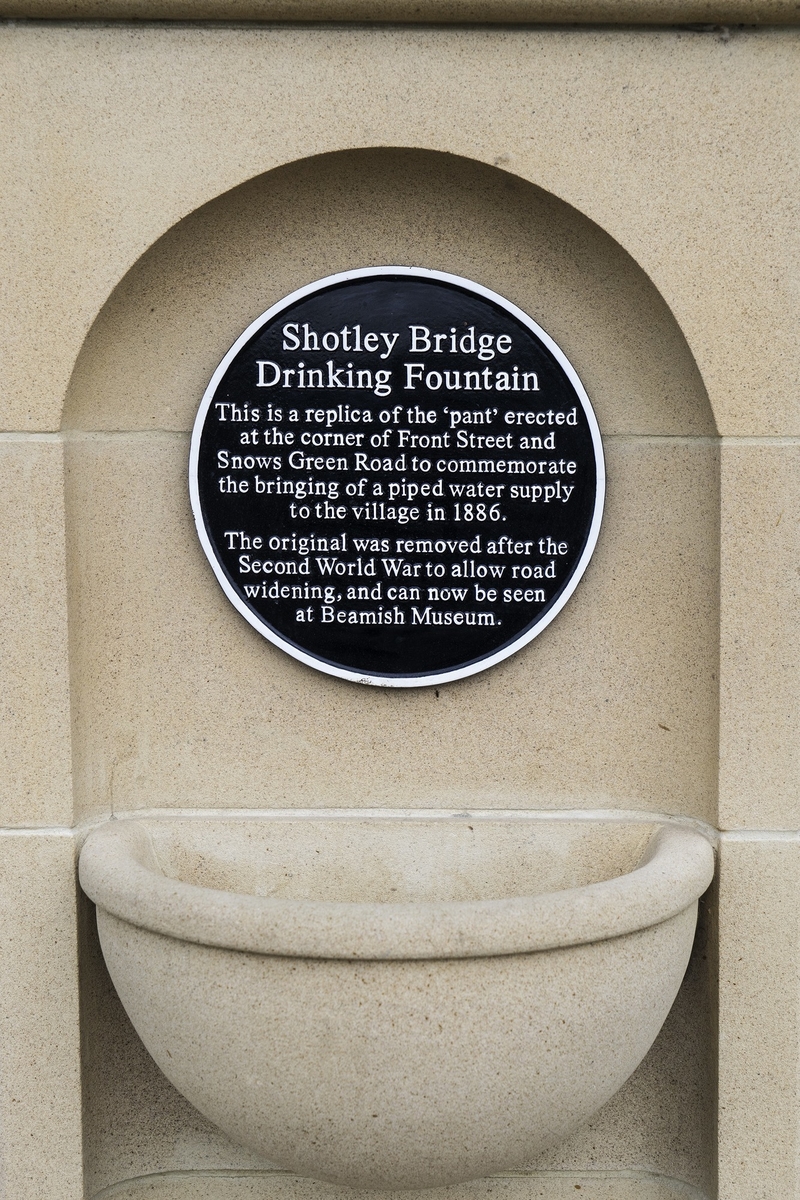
[68, 149, 716, 1200]
[78, 879, 717, 1199]
[79, 886, 272, 1198]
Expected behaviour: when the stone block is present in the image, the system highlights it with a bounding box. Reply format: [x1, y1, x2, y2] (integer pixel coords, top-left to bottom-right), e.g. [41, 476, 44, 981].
[0, 437, 72, 826]
[718, 833, 800, 1197]
[719, 442, 800, 829]
[0, 832, 83, 1199]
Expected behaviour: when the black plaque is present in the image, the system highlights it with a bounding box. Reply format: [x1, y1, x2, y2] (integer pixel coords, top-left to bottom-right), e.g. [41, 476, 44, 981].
[190, 268, 604, 686]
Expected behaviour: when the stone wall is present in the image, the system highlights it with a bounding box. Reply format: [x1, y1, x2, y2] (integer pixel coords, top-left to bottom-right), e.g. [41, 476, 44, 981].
[0, 12, 797, 1199]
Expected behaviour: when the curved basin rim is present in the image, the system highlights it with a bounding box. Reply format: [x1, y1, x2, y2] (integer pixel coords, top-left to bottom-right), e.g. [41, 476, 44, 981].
[79, 821, 715, 960]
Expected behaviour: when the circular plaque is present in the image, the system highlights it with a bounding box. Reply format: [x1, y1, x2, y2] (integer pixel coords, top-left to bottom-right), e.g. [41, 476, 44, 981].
[190, 267, 604, 686]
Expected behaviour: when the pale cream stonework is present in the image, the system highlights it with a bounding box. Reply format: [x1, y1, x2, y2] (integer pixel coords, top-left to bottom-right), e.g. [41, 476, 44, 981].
[0, 10, 797, 1200]
[61, 149, 720, 825]
[1, 27, 797, 439]
[79, 817, 713, 1189]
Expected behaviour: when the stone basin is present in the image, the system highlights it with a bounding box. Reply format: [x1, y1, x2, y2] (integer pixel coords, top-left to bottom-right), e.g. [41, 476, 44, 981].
[79, 812, 714, 1190]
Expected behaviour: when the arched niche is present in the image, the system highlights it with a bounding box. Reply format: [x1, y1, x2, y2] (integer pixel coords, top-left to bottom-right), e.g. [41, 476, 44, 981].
[72, 150, 717, 1195]
[63, 148, 719, 825]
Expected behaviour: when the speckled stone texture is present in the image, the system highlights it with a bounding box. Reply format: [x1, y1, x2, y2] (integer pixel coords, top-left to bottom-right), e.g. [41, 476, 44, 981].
[62, 149, 720, 826]
[80, 814, 713, 1189]
[0, 16, 797, 1200]
[92, 1168, 709, 1200]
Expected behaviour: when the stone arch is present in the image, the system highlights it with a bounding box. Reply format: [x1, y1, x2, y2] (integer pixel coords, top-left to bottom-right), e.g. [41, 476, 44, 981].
[63, 144, 720, 1200]
[62, 147, 719, 825]
[63, 147, 716, 437]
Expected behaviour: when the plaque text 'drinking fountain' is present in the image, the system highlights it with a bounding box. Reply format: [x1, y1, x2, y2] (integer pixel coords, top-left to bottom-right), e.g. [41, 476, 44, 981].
[190, 267, 605, 686]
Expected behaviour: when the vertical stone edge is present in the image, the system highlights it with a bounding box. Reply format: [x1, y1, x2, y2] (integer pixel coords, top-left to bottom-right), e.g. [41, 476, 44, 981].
[0, 831, 84, 1200]
[0, 437, 73, 826]
[719, 441, 800, 829]
[717, 833, 800, 1198]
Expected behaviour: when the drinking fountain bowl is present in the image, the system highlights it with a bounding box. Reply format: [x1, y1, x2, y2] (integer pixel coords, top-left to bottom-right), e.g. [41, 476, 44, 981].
[79, 812, 714, 1190]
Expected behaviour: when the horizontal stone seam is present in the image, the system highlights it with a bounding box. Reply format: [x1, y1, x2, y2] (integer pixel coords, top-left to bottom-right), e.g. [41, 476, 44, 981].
[0, 825, 74, 836]
[6, 814, 800, 839]
[722, 829, 800, 841]
[0, 4, 797, 26]
[6, 825, 800, 840]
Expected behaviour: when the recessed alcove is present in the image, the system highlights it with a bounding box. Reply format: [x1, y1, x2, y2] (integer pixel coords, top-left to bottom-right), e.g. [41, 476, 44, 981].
[65, 147, 718, 1198]
[63, 147, 719, 822]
